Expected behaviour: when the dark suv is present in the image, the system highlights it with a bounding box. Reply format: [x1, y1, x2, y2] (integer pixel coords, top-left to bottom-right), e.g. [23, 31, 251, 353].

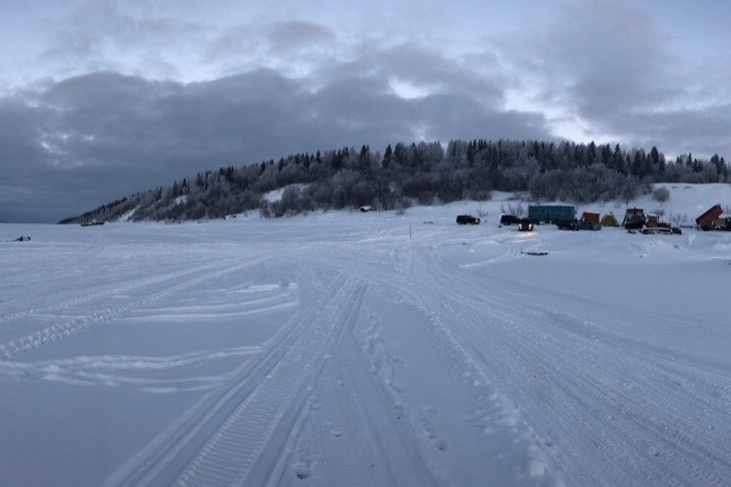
[500, 215, 521, 226]
[517, 218, 535, 231]
[456, 215, 480, 225]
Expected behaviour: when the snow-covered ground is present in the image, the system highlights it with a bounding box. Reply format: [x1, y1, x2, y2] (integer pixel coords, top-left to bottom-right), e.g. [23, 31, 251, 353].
[1, 184, 731, 486]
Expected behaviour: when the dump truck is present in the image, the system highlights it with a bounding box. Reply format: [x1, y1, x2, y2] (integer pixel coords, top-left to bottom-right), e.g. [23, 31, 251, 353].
[696, 204, 723, 231]
[622, 208, 646, 229]
[528, 205, 575, 224]
[708, 217, 731, 231]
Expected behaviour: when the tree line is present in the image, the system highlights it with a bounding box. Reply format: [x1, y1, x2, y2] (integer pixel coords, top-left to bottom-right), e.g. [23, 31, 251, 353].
[59, 139, 730, 223]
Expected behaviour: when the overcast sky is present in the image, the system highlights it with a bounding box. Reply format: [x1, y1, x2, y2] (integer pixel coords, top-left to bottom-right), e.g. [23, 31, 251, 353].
[2, 0, 730, 222]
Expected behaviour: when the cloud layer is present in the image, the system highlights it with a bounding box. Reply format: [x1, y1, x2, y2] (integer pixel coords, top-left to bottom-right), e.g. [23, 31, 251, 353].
[1, 0, 730, 222]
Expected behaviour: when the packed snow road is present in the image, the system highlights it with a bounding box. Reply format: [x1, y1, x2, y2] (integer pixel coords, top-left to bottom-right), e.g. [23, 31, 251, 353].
[1, 207, 730, 486]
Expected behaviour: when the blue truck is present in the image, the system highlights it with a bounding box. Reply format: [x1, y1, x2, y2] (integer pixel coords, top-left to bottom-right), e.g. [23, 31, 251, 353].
[528, 205, 576, 224]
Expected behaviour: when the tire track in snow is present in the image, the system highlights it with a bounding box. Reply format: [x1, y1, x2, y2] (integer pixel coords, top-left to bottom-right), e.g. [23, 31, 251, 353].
[0, 345, 265, 393]
[314, 246, 565, 484]
[174, 280, 370, 487]
[105, 273, 367, 486]
[0, 260, 261, 360]
[273, 288, 439, 486]
[0, 259, 245, 329]
[416, 247, 731, 486]
[323, 243, 731, 486]
[463, 276, 731, 485]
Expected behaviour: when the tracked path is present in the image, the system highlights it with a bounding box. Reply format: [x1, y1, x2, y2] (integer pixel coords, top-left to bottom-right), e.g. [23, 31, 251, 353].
[106, 272, 365, 485]
[0, 260, 264, 360]
[173, 277, 366, 487]
[386, 245, 731, 486]
[298, 241, 731, 486]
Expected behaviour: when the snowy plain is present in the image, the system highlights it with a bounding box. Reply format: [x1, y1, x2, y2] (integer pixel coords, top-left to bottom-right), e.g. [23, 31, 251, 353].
[1, 183, 731, 486]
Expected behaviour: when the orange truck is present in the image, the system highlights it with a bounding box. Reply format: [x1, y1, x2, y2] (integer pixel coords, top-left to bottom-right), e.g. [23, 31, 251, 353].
[696, 204, 723, 230]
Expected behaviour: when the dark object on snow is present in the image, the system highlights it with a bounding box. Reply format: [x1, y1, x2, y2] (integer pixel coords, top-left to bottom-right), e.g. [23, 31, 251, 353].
[500, 214, 521, 226]
[556, 219, 580, 231]
[13, 236, 31, 241]
[517, 218, 534, 231]
[528, 205, 576, 224]
[359, 206, 372, 212]
[577, 220, 601, 231]
[641, 225, 682, 235]
[456, 215, 480, 225]
[642, 226, 672, 235]
[556, 218, 599, 231]
[522, 251, 549, 256]
[706, 217, 731, 231]
[644, 217, 683, 235]
[696, 204, 724, 231]
[622, 208, 646, 229]
[81, 221, 105, 227]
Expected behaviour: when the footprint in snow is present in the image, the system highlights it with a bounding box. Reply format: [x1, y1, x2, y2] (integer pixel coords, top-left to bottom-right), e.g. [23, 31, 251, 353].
[293, 460, 312, 479]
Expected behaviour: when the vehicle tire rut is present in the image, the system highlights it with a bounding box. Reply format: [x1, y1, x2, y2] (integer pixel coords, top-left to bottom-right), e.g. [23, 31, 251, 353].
[0, 260, 262, 360]
[106, 273, 375, 486]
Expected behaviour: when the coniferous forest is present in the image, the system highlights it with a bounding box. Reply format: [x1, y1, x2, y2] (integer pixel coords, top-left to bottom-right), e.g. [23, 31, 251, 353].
[60, 139, 730, 223]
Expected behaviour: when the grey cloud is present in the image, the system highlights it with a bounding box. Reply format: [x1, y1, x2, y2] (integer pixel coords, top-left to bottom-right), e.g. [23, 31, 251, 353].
[496, 0, 731, 158]
[268, 21, 335, 53]
[619, 103, 731, 158]
[0, 42, 552, 222]
[539, 1, 679, 118]
[204, 25, 260, 63]
[38, 1, 209, 79]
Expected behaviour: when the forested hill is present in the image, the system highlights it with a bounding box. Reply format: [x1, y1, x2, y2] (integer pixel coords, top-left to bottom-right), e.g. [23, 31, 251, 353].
[60, 139, 729, 223]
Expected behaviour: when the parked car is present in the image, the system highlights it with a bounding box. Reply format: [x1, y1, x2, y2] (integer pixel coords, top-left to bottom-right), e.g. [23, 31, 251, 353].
[577, 220, 601, 231]
[556, 219, 580, 231]
[456, 214, 480, 225]
[500, 214, 521, 226]
[518, 218, 535, 231]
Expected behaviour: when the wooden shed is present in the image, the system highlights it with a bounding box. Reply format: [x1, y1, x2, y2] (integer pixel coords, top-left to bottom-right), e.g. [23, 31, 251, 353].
[581, 212, 600, 224]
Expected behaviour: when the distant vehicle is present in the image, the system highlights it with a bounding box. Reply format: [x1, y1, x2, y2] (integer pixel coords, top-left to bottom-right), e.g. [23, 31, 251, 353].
[456, 215, 480, 225]
[696, 204, 723, 230]
[500, 215, 521, 226]
[641, 226, 673, 235]
[555, 218, 602, 231]
[517, 218, 535, 231]
[710, 217, 731, 231]
[622, 208, 646, 229]
[556, 219, 579, 231]
[80, 221, 105, 227]
[577, 220, 601, 231]
[528, 205, 575, 224]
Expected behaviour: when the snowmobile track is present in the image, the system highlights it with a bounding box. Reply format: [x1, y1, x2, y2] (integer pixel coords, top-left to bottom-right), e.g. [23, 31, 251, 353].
[0, 260, 261, 360]
[106, 273, 373, 486]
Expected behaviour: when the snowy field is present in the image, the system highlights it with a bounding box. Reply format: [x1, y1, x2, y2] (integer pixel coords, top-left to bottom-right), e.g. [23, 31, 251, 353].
[2, 184, 731, 486]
